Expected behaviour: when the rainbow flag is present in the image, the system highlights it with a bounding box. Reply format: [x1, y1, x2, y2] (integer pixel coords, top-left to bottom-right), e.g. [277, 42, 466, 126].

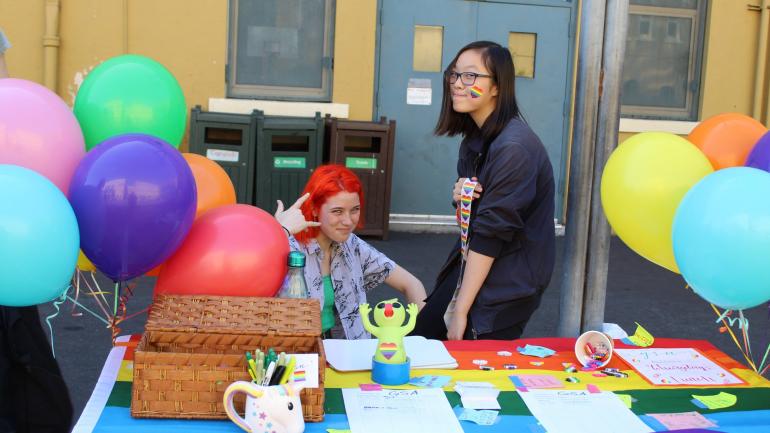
[74, 336, 770, 433]
[470, 85, 484, 98]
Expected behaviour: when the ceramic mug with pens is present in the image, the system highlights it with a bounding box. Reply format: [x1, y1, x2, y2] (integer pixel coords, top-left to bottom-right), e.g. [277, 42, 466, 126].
[223, 381, 306, 433]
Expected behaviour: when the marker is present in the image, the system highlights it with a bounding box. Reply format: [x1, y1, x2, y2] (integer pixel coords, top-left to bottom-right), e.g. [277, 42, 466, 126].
[262, 361, 276, 386]
[280, 355, 297, 384]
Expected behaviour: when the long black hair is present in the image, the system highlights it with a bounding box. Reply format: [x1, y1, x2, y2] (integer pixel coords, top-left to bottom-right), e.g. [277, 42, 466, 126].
[434, 41, 522, 145]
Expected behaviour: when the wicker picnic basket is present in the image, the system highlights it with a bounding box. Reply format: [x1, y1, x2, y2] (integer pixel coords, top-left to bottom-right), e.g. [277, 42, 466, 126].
[130, 295, 325, 422]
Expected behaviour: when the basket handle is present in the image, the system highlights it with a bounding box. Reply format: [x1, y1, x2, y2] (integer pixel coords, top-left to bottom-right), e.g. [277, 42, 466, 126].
[223, 381, 264, 432]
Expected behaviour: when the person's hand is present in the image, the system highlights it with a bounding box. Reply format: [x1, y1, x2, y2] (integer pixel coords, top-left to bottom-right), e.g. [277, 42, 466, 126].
[274, 193, 322, 235]
[453, 177, 482, 203]
[446, 314, 467, 340]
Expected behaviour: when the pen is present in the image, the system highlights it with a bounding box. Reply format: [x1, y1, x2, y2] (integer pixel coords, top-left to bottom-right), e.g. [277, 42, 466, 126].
[262, 361, 276, 386]
[280, 355, 296, 384]
[270, 365, 286, 386]
[246, 352, 258, 378]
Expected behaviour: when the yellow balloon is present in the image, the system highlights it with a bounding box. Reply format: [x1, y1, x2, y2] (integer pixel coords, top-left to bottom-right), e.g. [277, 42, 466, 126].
[77, 249, 96, 272]
[601, 132, 713, 273]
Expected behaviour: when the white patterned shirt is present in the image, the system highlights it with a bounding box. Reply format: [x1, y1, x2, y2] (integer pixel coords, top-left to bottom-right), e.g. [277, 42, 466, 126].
[284, 234, 395, 339]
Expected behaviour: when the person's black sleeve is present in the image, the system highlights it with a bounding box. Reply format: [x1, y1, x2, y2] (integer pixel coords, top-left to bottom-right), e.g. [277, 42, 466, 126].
[469, 141, 536, 258]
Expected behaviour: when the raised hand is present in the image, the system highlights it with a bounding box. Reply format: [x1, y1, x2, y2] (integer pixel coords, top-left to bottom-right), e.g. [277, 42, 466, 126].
[274, 193, 322, 235]
[453, 177, 482, 203]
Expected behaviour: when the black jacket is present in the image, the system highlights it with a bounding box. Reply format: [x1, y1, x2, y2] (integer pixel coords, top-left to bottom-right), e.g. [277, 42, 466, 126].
[0, 306, 73, 433]
[458, 117, 556, 334]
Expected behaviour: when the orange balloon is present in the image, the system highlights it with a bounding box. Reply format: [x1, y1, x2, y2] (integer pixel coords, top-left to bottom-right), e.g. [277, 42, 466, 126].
[182, 153, 236, 218]
[688, 113, 767, 170]
[155, 204, 289, 297]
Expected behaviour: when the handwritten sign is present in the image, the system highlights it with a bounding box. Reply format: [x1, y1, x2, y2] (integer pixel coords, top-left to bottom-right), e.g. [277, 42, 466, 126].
[615, 348, 744, 386]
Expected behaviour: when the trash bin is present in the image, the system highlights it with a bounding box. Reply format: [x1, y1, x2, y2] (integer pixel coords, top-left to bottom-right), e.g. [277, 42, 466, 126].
[326, 116, 396, 240]
[188, 105, 259, 205]
[254, 112, 325, 213]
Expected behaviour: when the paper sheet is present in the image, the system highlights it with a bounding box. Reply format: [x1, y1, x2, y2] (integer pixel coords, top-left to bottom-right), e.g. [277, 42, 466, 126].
[342, 388, 463, 433]
[324, 336, 458, 371]
[691, 392, 737, 409]
[518, 390, 653, 433]
[615, 348, 744, 386]
[454, 381, 501, 410]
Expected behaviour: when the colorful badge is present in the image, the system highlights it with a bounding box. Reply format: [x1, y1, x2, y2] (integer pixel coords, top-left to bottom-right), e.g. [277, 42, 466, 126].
[379, 342, 398, 360]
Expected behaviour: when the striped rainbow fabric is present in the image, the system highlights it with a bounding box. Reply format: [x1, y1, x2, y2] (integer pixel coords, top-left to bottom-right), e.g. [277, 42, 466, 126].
[72, 335, 770, 433]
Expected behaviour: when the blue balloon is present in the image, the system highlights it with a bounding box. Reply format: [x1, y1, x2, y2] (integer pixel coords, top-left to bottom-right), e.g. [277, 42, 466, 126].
[0, 165, 79, 306]
[68, 134, 196, 281]
[673, 167, 770, 310]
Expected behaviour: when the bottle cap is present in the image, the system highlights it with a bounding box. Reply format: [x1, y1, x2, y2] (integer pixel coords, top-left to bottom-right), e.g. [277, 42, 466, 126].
[287, 251, 306, 268]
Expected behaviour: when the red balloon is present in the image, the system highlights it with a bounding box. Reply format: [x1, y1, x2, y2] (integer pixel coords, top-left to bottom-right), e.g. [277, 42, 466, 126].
[155, 204, 289, 297]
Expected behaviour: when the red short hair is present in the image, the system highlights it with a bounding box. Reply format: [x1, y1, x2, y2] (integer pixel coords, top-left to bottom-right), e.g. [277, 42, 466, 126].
[295, 164, 365, 244]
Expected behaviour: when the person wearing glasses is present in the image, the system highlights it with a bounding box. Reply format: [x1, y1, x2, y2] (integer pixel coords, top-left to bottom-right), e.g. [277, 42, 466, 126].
[412, 41, 555, 341]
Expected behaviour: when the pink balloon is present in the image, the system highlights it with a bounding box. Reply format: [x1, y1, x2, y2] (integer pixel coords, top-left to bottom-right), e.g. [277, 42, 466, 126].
[0, 79, 85, 194]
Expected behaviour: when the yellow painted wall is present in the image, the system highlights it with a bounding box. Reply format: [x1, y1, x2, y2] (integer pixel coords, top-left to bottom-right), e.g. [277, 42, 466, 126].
[332, 0, 377, 120]
[699, 0, 762, 119]
[0, 1, 45, 82]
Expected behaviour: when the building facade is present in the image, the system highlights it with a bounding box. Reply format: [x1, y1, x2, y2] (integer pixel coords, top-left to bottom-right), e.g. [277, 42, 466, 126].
[1, 0, 767, 225]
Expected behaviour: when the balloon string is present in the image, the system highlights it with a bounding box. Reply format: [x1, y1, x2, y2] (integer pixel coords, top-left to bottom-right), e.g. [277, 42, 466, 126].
[710, 304, 758, 372]
[110, 281, 136, 344]
[70, 271, 82, 317]
[44, 288, 69, 359]
[80, 270, 112, 321]
[740, 310, 753, 361]
[89, 271, 111, 313]
[66, 295, 112, 326]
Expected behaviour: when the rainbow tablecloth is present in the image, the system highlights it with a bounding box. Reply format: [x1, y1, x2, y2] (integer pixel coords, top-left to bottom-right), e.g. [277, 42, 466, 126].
[72, 335, 770, 433]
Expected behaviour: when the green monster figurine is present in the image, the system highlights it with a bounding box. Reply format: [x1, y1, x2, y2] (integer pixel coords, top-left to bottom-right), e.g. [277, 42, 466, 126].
[360, 299, 418, 364]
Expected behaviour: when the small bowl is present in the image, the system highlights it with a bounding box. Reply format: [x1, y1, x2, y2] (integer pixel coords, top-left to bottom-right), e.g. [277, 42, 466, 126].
[574, 331, 614, 368]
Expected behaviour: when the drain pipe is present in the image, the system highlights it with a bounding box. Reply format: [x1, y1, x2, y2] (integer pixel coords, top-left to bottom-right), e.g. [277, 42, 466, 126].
[42, 0, 61, 91]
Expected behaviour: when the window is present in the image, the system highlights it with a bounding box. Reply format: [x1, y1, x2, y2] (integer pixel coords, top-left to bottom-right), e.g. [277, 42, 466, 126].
[508, 32, 537, 79]
[228, 0, 335, 101]
[621, 0, 706, 120]
[413, 25, 444, 72]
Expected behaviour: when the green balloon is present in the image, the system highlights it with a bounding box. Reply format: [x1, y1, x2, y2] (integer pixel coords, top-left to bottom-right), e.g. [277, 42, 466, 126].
[74, 55, 187, 150]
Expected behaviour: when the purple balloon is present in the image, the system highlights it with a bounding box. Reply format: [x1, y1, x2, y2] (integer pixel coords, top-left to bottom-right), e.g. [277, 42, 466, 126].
[68, 134, 196, 281]
[745, 131, 770, 171]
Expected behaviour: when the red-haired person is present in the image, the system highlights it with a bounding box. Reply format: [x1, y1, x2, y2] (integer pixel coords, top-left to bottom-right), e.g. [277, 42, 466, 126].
[275, 164, 426, 339]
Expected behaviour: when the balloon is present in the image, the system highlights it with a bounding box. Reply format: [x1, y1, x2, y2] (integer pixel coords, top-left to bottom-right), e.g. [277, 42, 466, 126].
[688, 113, 767, 170]
[73, 55, 187, 150]
[182, 153, 236, 218]
[673, 167, 770, 310]
[0, 165, 79, 306]
[77, 250, 96, 272]
[68, 134, 196, 281]
[744, 131, 770, 172]
[601, 132, 713, 273]
[0, 79, 85, 194]
[155, 204, 289, 297]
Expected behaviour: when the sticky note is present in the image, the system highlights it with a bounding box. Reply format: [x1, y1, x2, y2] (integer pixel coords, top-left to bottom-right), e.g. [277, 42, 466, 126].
[615, 393, 633, 408]
[409, 375, 452, 388]
[517, 344, 556, 358]
[691, 392, 737, 410]
[327, 430, 352, 433]
[360, 383, 382, 391]
[509, 375, 563, 389]
[649, 412, 717, 429]
[621, 322, 654, 347]
[457, 408, 498, 425]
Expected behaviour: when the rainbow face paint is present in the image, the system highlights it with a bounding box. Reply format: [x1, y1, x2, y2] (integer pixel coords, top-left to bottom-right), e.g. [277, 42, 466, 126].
[470, 85, 484, 98]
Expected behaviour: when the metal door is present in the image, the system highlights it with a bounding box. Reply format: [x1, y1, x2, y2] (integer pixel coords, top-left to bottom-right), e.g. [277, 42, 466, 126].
[377, 0, 575, 219]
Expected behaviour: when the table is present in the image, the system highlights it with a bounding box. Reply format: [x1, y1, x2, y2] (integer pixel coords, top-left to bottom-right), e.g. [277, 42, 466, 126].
[72, 335, 770, 433]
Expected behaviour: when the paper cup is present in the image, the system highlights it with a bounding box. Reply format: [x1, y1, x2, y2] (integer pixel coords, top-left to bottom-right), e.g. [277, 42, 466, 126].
[574, 331, 614, 368]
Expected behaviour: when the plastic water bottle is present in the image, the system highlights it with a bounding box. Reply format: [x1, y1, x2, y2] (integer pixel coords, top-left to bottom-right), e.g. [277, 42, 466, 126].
[278, 251, 308, 299]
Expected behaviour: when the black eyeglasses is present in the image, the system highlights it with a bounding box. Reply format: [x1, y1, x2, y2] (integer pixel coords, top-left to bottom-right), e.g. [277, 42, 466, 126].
[445, 70, 492, 86]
